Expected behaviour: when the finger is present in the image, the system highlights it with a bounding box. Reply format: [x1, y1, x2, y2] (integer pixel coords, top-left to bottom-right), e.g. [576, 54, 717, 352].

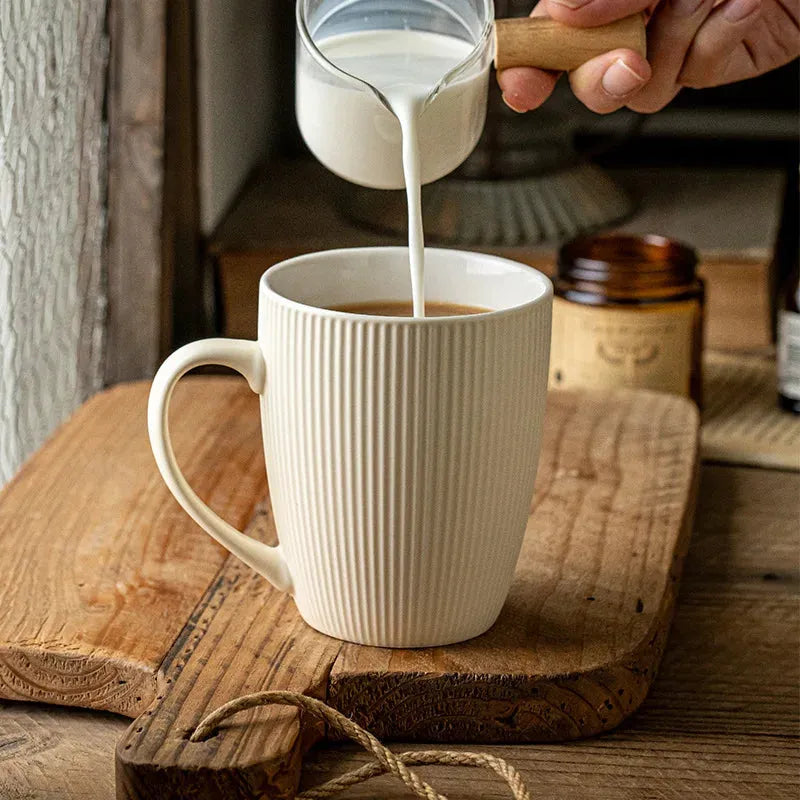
[707, 0, 800, 85]
[627, 0, 715, 113]
[543, 0, 653, 27]
[497, 67, 560, 112]
[568, 48, 651, 113]
[679, 0, 762, 87]
[496, 2, 560, 113]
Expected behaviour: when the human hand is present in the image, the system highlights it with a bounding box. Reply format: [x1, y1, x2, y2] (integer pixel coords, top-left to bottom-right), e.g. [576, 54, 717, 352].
[497, 0, 800, 114]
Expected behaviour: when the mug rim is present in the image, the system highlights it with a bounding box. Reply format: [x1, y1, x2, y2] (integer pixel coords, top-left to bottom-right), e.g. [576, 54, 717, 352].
[260, 246, 553, 324]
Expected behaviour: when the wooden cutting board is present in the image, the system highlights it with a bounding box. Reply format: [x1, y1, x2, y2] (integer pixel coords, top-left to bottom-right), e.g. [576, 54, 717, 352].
[0, 379, 699, 799]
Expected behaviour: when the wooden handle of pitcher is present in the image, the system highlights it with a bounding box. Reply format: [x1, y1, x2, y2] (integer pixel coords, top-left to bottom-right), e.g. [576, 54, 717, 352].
[494, 13, 646, 71]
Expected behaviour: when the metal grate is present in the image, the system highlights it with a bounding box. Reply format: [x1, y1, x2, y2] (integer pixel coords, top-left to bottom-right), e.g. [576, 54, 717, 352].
[342, 162, 633, 246]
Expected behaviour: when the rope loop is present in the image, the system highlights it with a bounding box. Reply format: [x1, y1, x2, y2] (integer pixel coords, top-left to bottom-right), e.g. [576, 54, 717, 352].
[190, 690, 531, 800]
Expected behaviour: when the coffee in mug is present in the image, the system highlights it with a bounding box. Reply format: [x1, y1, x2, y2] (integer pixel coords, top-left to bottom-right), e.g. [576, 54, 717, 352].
[329, 301, 489, 317]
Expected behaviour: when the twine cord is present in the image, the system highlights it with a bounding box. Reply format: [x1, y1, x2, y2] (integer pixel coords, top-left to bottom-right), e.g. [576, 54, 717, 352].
[190, 690, 531, 800]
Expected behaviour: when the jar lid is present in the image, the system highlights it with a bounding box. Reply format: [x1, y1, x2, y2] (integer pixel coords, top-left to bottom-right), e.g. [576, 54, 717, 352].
[558, 234, 698, 285]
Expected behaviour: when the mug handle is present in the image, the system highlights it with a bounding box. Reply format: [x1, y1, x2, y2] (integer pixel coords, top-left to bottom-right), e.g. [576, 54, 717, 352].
[148, 339, 294, 594]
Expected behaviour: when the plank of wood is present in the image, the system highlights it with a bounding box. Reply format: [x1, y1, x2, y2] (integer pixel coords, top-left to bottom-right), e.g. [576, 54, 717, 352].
[300, 731, 799, 799]
[0, 379, 264, 716]
[0, 701, 127, 800]
[299, 465, 800, 800]
[105, 0, 168, 383]
[3, 465, 795, 800]
[0, 380, 699, 795]
[116, 506, 344, 800]
[73, 2, 109, 407]
[683, 464, 800, 584]
[116, 387, 698, 797]
[0, 0, 107, 484]
[699, 262, 771, 352]
[163, 0, 208, 347]
[327, 389, 699, 742]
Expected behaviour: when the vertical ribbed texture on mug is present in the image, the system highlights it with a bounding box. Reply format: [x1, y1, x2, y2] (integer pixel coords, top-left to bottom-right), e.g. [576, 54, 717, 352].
[261, 300, 551, 647]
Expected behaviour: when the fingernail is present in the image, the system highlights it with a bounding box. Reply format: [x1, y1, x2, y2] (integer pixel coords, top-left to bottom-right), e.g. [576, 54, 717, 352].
[723, 0, 760, 21]
[502, 92, 528, 113]
[602, 58, 647, 98]
[668, 0, 708, 17]
[549, 0, 593, 8]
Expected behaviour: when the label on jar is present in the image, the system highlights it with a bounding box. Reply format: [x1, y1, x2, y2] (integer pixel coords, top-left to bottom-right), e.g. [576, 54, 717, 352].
[549, 297, 699, 397]
[777, 310, 800, 400]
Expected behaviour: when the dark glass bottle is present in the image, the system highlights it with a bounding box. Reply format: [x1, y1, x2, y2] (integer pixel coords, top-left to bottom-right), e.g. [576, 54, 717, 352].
[777, 266, 800, 414]
[552, 234, 704, 405]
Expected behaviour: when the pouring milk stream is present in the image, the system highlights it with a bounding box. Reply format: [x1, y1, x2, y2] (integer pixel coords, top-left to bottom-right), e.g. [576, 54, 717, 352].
[298, 29, 485, 317]
[296, 1, 646, 316]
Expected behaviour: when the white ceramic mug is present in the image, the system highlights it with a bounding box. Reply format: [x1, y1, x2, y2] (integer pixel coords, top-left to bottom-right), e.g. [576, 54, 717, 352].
[149, 248, 552, 647]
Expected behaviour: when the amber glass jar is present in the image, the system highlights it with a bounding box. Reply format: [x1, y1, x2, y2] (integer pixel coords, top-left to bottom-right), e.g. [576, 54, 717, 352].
[551, 234, 704, 405]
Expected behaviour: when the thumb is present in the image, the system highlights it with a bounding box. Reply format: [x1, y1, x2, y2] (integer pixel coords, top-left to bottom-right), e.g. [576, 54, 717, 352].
[568, 48, 651, 114]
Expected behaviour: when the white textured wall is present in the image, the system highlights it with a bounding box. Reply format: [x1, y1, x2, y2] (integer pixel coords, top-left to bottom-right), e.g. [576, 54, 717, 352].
[0, 0, 108, 484]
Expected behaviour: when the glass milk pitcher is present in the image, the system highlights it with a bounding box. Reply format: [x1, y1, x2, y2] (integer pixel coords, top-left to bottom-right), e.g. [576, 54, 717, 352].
[295, 0, 493, 189]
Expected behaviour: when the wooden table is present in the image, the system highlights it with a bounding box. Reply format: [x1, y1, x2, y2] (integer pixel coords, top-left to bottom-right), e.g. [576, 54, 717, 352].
[2, 462, 797, 799]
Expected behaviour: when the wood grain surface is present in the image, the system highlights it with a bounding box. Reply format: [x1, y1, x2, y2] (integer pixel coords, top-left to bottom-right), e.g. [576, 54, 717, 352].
[2, 465, 796, 800]
[299, 464, 800, 800]
[328, 389, 699, 742]
[0, 1, 107, 484]
[115, 506, 342, 800]
[494, 14, 646, 72]
[0, 701, 126, 800]
[0, 379, 265, 715]
[105, 0, 168, 382]
[113, 385, 698, 798]
[0, 379, 699, 796]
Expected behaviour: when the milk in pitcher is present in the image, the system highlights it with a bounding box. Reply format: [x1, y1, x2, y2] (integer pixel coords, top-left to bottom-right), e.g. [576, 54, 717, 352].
[296, 28, 488, 316]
